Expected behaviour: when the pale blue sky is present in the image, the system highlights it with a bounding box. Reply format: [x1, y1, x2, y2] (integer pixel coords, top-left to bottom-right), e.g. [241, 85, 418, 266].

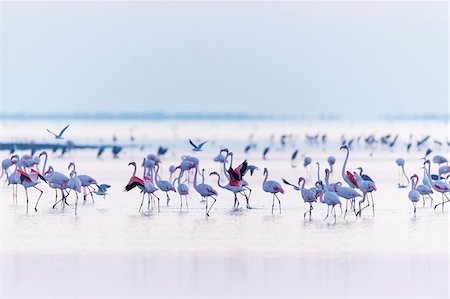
[1, 1, 448, 118]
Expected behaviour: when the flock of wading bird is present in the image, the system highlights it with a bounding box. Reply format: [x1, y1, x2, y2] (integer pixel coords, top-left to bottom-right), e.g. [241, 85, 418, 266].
[1, 133, 449, 222]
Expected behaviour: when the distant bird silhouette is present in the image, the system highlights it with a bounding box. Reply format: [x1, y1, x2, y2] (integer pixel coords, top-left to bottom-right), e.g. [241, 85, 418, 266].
[291, 149, 299, 168]
[112, 145, 122, 158]
[46, 125, 70, 139]
[189, 139, 207, 151]
[97, 146, 106, 158]
[158, 146, 168, 156]
[424, 148, 433, 159]
[262, 147, 270, 160]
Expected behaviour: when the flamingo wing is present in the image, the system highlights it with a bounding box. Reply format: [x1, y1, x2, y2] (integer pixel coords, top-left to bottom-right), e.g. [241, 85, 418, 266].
[346, 171, 358, 187]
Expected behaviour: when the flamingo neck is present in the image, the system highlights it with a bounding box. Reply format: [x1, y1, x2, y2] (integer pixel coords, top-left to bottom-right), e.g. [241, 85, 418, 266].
[316, 163, 321, 181]
[41, 153, 48, 175]
[299, 179, 305, 190]
[341, 148, 349, 180]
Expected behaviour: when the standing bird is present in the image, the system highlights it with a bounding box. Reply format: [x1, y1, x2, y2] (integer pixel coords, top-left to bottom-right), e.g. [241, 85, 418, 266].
[262, 168, 284, 214]
[46, 124, 70, 139]
[1, 157, 14, 182]
[424, 160, 450, 211]
[334, 182, 361, 218]
[173, 168, 189, 211]
[193, 166, 218, 217]
[354, 172, 377, 217]
[416, 181, 434, 207]
[408, 174, 421, 213]
[262, 147, 270, 160]
[210, 171, 246, 209]
[291, 149, 299, 168]
[340, 145, 358, 188]
[66, 162, 82, 215]
[78, 174, 98, 203]
[155, 164, 176, 206]
[395, 158, 409, 188]
[282, 177, 317, 220]
[320, 169, 342, 222]
[189, 139, 208, 151]
[17, 169, 46, 213]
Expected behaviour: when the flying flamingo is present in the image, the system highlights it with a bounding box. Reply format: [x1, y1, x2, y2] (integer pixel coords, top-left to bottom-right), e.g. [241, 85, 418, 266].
[262, 168, 284, 214]
[424, 160, 450, 211]
[408, 174, 421, 213]
[17, 169, 46, 213]
[395, 158, 409, 188]
[193, 166, 218, 216]
[155, 164, 176, 206]
[210, 171, 246, 209]
[282, 177, 317, 220]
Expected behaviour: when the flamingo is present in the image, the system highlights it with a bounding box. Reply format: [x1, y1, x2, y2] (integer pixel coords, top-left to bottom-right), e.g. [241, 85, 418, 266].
[17, 169, 46, 213]
[193, 166, 218, 216]
[155, 164, 176, 206]
[320, 169, 342, 222]
[66, 162, 82, 215]
[327, 156, 336, 174]
[221, 150, 251, 208]
[334, 182, 361, 218]
[262, 168, 284, 214]
[1, 157, 14, 181]
[47, 166, 70, 208]
[408, 174, 421, 213]
[8, 155, 21, 204]
[189, 139, 207, 151]
[354, 172, 377, 217]
[173, 168, 189, 211]
[124, 162, 145, 192]
[47, 124, 70, 139]
[340, 145, 358, 189]
[282, 177, 317, 219]
[433, 155, 448, 166]
[424, 160, 450, 211]
[395, 158, 409, 188]
[78, 174, 98, 203]
[210, 171, 246, 209]
[142, 172, 161, 212]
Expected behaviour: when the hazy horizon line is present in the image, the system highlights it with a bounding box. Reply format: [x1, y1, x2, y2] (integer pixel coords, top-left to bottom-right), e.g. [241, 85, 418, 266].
[0, 112, 448, 121]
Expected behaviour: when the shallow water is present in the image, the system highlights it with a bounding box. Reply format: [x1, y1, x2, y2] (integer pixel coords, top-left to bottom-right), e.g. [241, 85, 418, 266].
[0, 120, 449, 297]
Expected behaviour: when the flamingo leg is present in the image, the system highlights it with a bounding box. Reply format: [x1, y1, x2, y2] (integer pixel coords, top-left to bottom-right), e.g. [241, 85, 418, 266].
[205, 197, 208, 216]
[33, 186, 43, 212]
[428, 194, 434, 207]
[25, 188, 29, 214]
[153, 194, 161, 212]
[166, 192, 170, 206]
[324, 205, 329, 220]
[206, 196, 217, 216]
[139, 193, 145, 212]
[413, 201, 416, 213]
[271, 194, 275, 214]
[54, 189, 58, 205]
[75, 192, 79, 215]
[179, 194, 183, 211]
[275, 194, 281, 213]
[370, 193, 375, 216]
[244, 186, 252, 208]
[434, 193, 450, 210]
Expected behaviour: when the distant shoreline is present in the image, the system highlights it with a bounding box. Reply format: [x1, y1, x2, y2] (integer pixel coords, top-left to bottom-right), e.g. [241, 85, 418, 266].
[0, 113, 448, 121]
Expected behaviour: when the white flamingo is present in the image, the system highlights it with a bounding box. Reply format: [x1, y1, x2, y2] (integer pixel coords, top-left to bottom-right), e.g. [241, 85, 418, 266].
[408, 174, 420, 213]
[193, 166, 218, 216]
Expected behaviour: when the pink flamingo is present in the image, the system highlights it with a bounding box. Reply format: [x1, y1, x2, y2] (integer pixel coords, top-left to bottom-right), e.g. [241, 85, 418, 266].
[7, 155, 21, 204]
[283, 177, 318, 219]
[333, 182, 361, 218]
[193, 166, 218, 216]
[354, 172, 377, 217]
[66, 162, 82, 215]
[262, 168, 284, 214]
[408, 174, 421, 213]
[424, 160, 450, 211]
[173, 167, 189, 211]
[210, 171, 246, 209]
[17, 169, 46, 213]
[339, 145, 359, 189]
[155, 164, 176, 206]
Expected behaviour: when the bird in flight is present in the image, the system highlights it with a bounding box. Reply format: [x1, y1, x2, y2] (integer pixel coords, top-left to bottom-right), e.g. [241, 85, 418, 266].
[189, 139, 208, 151]
[47, 125, 70, 139]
